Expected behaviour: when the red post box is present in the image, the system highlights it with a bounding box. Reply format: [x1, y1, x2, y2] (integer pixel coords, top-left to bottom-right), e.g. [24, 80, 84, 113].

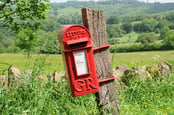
[58, 25, 99, 97]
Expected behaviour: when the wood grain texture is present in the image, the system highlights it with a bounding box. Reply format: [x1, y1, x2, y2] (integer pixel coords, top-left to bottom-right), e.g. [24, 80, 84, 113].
[82, 8, 120, 115]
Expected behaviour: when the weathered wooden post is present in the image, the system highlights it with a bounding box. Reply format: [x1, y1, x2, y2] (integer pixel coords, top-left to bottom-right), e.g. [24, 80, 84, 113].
[82, 8, 120, 115]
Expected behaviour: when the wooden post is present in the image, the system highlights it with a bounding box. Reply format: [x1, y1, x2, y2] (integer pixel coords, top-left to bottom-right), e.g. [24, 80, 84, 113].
[82, 8, 120, 115]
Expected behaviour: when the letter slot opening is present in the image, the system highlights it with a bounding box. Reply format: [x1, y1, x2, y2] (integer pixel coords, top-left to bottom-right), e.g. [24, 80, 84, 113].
[67, 38, 88, 47]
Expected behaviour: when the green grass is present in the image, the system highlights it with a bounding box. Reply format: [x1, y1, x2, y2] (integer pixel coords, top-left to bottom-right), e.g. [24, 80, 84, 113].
[0, 51, 174, 114]
[1, 50, 174, 74]
[112, 50, 174, 68]
[119, 74, 174, 115]
[0, 53, 64, 75]
[0, 79, 99, 114]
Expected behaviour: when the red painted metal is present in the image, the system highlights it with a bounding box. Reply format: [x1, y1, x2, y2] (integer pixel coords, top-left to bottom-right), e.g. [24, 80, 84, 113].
[58, 25, 99, 97]
[63, 45, 92, 53]
[98, 77, 116, 84]
[93, 44, 110, 51]
[92, 44, 116, 84]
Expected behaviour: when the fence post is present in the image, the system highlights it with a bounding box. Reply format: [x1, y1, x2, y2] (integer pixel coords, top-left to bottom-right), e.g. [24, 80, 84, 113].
[82, 8, 120, 115]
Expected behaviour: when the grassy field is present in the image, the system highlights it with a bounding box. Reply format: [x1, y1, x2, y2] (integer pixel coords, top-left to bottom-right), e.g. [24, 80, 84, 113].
[0, 51, 174, 114]
[0, 53, 64, 75]
[1, 50, 174, 74]
[112, 50, 174, 68]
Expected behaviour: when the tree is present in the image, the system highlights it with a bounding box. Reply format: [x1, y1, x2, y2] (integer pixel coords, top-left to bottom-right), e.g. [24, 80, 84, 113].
[163, 30, 174, 49]
[16, 29, 38, 58]
[107, 16, 120, 24]
[156, 19, 169, 30]
[136, 33, 158, 44]
[39, 30, 61, 54]
[134, 19, 158, 32]
[107, 25, 123, 38]
[0, 0, 50, 32]
[159, 27, 169, 40]
[122, 23, 132, 33]
[166, 13, 174, 22]
[40, 17, 61, 32]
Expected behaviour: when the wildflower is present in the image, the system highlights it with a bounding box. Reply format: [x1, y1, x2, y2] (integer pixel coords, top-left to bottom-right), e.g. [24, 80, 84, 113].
[152, 55, 160, 62]
[135, 102, 137, 104]
[160, 104, 162, 107]
[166, 107, 169, 110]
[156, 96, 159, 98]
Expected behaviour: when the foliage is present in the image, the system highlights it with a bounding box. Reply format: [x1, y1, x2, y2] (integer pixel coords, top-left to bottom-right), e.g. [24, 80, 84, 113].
[1, 1, 174, 54]
[162, 30, 174, 49]
[156, 19, 169, 30]
[15, 29, 38, 58]
[119, 75, 174, 114]
[0, 29, 16, 53]
[0, 56, 99, 114]
[134, 19, 158, 32]
[57, 13, 82, 25]
[166, 12, 174, 22]
[159, 27, 169, 40]
[107, 25, 124, 38]
[136, 33, 159, 44]
[40, 17, 61, 32]
[39, 30, 61, 54]
[108, 38, 120, 45]
[0, 0, 50, 32]
[0, 53, 174, 114]
[110, 42, 163, 53]
[107, 16, 120, 25]
[121, 23, 133, 33]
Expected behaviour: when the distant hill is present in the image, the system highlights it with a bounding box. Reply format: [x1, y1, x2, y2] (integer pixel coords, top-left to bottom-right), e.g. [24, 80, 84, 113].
[50, 1, 174, 19]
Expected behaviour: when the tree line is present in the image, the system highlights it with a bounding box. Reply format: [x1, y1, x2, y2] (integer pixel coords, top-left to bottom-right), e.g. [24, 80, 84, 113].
[0, 0, 174, 56]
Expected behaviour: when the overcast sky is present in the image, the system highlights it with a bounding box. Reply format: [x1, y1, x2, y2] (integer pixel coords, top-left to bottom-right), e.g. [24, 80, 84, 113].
[50, 0, 174, 3]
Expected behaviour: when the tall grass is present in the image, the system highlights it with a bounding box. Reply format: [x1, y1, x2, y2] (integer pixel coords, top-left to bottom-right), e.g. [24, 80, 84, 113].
[0, 56, 99, 115]
[119, 75, 174, 115]
[0, 53, 174, 114]
[0, 80, 99, 114]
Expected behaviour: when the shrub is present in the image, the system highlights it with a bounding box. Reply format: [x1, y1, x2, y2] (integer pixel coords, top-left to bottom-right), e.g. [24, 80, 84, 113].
[121, 23, 133, 34]
[107, 25, 124, 38]
[108, 39, 120, 45]
[107, 16, 120, 24]
[136, 33, 159, 44]
[162, 30, 174, 49]
[134, 19, 158, 32]
[110, 43, 162, 53]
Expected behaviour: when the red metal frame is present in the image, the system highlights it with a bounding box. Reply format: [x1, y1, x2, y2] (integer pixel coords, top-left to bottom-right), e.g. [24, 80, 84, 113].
[98, 77, 116, 84]
[93, 44, 110, 51]
[67, 37, 88, 45]
[93, 44, 114, 83]
[72, 49, 91, 77]
[58, 25, 99, 97]
[63, 45, 92, 53]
